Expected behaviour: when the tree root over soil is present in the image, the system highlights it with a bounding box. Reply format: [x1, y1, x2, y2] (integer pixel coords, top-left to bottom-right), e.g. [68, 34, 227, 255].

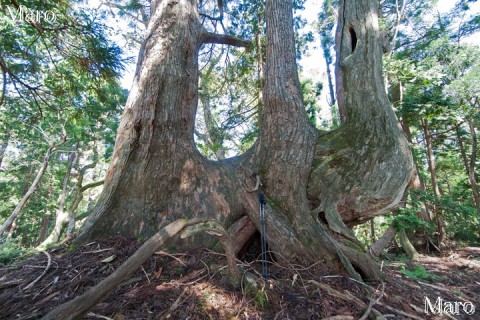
[1, 236, 479, 319]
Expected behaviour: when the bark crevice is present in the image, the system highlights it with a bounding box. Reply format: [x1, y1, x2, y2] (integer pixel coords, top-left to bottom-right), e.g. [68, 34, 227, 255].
[76, 0, 413, 283]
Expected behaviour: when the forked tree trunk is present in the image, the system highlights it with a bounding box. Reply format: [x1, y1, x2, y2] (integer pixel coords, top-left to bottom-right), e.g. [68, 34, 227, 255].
[77, 0, 413, 281]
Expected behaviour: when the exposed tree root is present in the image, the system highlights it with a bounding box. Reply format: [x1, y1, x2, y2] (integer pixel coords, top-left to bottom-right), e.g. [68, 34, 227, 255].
[23, 249, 51, 291]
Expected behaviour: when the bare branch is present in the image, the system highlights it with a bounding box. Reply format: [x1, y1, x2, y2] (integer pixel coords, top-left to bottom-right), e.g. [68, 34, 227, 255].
[201, 32, 251, 48]
[80, 180, 104, 192]
[0, 57, 6, 108]
[430, 121, 465, 139]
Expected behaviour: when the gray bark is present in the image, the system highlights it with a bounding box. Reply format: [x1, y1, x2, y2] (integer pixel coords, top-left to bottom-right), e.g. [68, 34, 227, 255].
[369, 226, 396, 257]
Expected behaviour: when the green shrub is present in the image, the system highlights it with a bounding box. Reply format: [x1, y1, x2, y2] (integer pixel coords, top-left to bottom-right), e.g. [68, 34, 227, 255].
[0, 238, 24, 265]
[400, 265, 438, 280]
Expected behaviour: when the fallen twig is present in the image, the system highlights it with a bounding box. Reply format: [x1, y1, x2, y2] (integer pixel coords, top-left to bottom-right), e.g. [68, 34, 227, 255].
[0, 279, 24, 289]
[376, 302, 424, 320]
[159, 287, 190, 319]
[86, 312, 114, 320]
[308, 280, 385, 320]
[24, 250, 51, 291]
[83, 248, 113, 254]
[359, 282, 385, 320]
[141, 265, 150, 284]
[154, 250, 187, 266]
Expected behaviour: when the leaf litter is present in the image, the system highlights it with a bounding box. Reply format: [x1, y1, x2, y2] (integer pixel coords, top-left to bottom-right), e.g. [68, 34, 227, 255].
[0, 237, 479, 319]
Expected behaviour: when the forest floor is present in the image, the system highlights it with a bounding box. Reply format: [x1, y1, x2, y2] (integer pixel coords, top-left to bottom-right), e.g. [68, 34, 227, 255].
[0, 237, 479, 320]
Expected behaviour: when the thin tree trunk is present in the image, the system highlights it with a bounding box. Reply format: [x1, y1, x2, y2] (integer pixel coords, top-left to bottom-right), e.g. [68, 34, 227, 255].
[0, 137, 68, 237]
[67, 179, 104, 236]
[422, 119, 446, 245]
[370, 219, 376, 244]
[0, 132, 9, 168]
[7, 217, 17, 239]
[38, 150, 77, 247]
[385, 0, 406, 57]
[35, 217, 50, 246]
[369, 226, 396, 257]
[398, 228, 419, 259]
[400, 117, 431, 222]
[198, 53, 227, 160]
[457, 121, 480, 239]
[467, 120, 480, 234]
[423, 120, 442, 197]
[458, 122, 480, 212]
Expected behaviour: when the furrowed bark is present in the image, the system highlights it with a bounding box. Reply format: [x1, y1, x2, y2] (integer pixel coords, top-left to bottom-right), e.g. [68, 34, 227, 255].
[75, 0, 413, 282]
[76, 0, 246, 242]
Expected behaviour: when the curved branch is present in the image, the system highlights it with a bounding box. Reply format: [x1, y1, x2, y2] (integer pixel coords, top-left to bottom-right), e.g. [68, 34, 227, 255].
[244, 174, 260, 192]
[80, 180, 104, 192]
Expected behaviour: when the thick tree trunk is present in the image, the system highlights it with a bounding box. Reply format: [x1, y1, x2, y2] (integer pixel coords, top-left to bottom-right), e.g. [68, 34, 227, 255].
[77, 0, 246, 244]
[77, 0, 413, 282]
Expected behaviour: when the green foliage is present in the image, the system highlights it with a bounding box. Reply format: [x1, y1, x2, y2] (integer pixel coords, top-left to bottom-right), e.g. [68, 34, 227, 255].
[301, 79, 322, 126]
[442, 196, 479, 242]
[400, 265, 438, 281]
[0, 0, 126, 246]
[0, 238, 24, 265]
[391, 191, 435, 233]
[392, 207, 433, 232]
[253, 289, 269, 309]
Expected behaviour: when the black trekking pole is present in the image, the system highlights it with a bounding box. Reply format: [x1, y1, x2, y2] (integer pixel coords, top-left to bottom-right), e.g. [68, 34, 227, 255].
[259, 192, 268, 279]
